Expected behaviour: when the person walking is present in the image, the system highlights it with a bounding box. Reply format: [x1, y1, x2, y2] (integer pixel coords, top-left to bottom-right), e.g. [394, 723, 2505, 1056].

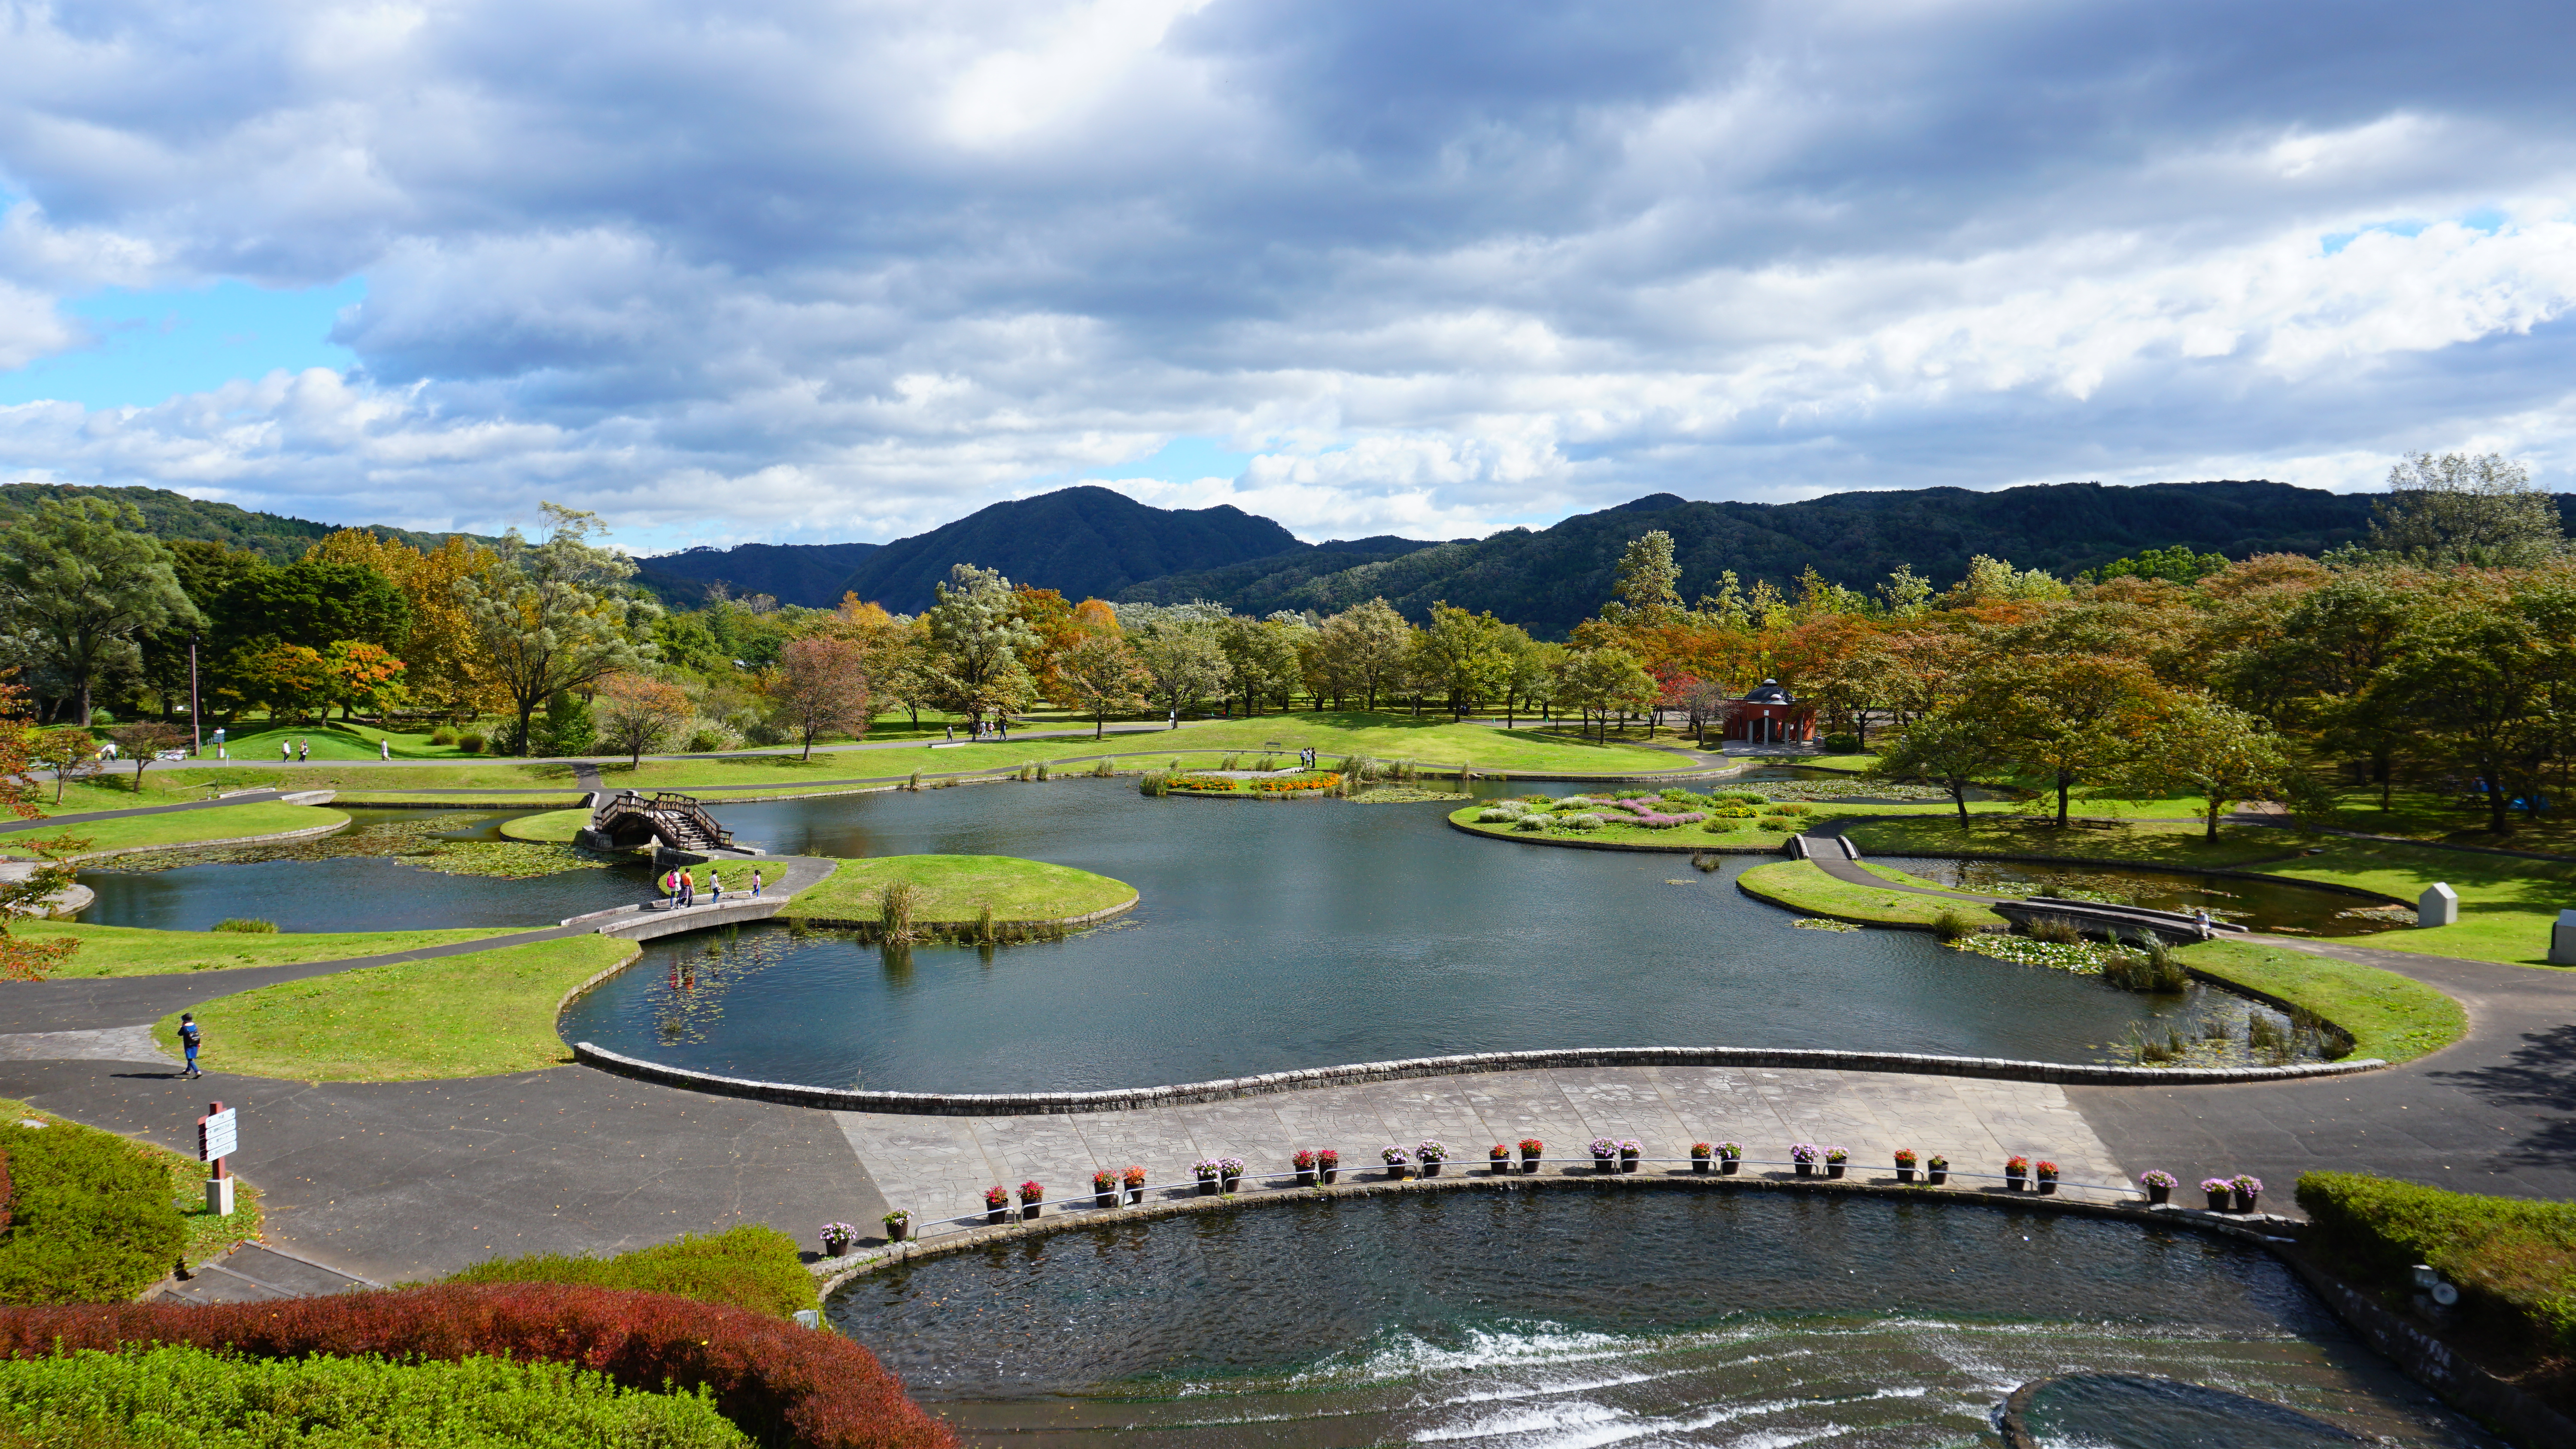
[379, 738, 391, 760]
[297, 739, 310, 762]
[707, 867, 723, 906]
[944, 723, 954, 742]
[750, 867, 763, 899]
[179, 1013, 204, 1079]
[281, 739, 292, 762]
[680, 869, 696, 908]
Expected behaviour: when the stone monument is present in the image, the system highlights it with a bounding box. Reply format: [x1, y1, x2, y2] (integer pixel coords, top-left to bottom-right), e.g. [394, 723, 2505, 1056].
[2553, 910, 2576, 967]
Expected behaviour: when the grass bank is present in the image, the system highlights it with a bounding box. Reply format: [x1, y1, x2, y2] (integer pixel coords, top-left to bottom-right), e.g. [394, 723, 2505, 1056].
[1843, 815, 2573, 970]
[780, 855, 1135, 926]
[1735, 859, 2011, 931]
[19, 921, 521, 979]
[0, 802, 346, 861]
[0, 1095, 261, 1296]
[155, 935, 638, 1081]
[497, 808, 589, 843]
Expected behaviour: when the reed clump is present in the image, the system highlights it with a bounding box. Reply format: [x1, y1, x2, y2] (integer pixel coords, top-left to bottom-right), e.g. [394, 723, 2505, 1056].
[1930, 908, 1975, 943]
[877, 881, 918, 945]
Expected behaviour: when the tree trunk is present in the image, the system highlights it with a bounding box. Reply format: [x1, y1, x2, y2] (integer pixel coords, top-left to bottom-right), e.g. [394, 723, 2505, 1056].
[2056, 771, 2072, 827]
[2205, 800, 2222, 843]
[1953, 782, 1969, 825]
[2487, 775, 2512, 834]
[516, 698, 540, 756]
[1094, 708, 1104, 741]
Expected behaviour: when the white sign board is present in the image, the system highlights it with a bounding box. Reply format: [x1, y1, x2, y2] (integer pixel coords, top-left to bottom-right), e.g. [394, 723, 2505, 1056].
[197, 1108, 238, 1162]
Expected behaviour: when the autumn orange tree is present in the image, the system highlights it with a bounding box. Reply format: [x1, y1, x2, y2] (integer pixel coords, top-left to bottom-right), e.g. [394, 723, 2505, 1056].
[0, 683, 83, 980]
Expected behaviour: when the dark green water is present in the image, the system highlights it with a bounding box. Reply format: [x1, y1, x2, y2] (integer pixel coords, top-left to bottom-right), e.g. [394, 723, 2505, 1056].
[558, 780, 2301, 1090]
[827, 1192, 2493, 1447]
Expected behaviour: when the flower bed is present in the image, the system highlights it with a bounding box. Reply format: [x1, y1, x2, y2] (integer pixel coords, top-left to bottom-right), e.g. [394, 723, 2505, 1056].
[0, 1283, 958, 1449]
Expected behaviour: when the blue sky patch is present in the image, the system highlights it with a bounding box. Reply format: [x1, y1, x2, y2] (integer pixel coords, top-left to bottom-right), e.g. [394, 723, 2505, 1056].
[0, 278, 364, 408]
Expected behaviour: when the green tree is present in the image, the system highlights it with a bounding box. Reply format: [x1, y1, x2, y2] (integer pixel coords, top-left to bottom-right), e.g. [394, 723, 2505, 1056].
[2377, 576, 2567, 834]
[1314, 598, 1413, 711]
[1218, 615, 1305, 717]
[0, 498, 201, 725]
[1554, 646, 1657, 741]
[1132, 620, 1231, 725]
[1963, 646, 2169, 827]
[1048, 632, 1151, 739]
[2082, 545, 2230, 585]
[2113, 697, 2293, 842]
[1414, 603, 1515, 719]
[1871, 709, 2011, 825]
[924, 564, 1040, 731]
[1610, 530, 1683, 620]
[456, 503, 659, 755]
[2367, 452, 2562, 567]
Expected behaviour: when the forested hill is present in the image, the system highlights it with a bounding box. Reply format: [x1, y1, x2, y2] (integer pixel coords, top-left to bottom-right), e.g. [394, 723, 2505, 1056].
[632, 541, 881, 609]
[1117, 480, 2527, 637]
[0, 483, 498, 563]
[829, 485, 1307, 613]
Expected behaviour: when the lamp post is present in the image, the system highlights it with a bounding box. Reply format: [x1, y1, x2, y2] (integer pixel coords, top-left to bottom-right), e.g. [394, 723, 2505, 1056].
[188, 634, 202, 756]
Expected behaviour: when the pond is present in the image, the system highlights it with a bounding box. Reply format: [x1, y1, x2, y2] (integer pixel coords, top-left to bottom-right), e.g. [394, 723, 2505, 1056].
[74, 809, 657, 931]
[826, 1191, 2494, 1447]
[557, 779, 2308, 1093]
[1880, 856, 2408, 937]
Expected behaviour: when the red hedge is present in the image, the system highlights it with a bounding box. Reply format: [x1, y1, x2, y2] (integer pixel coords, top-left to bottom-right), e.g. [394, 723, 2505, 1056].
[0, 1282, 956, 1449]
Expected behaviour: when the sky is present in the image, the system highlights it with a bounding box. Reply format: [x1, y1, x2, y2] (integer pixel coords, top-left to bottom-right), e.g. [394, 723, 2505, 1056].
[1, 0, 2572, 555]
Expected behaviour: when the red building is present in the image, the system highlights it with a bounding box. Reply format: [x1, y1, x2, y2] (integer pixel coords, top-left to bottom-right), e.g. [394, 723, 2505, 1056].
[1723, 679, 1817, 745]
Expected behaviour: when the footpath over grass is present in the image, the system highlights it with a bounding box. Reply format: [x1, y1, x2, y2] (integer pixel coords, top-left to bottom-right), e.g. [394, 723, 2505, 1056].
[780, 854, 1136, 928]
[1843, 815, 2576, 971]
[19, 921, 521, 979]
[155, 934, 639, 1082]
[0, 803, 346, 861]
[1737, 857, 2466, 1065]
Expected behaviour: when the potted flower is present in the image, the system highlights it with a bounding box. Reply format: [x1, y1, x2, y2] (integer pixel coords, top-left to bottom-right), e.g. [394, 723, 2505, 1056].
[1219, 1157, 1245, 1193]
[1823, 1146, 1849, 1180]
[2034, 1160, 2059, 1196]
[1417, 1141, 1448, 1177]
[1691, 1142, 1714, 1174]
[984, 1185, 1009, 1225]
[1193, 1159, 1223, 1196]
[2200, 1177, 2233, 1211]
[881, 1209, 912, 1243]
[2004, 1155, 2031, 1191]
[1018, 1181, 1045, 1220]
[1093, 1169, 1119, 1209]
[2230, 1174, 2264, 1213]
[1789, 1143, 1820, 1177]
[1589, 1138, 1620, 1173]
[1318, 1149, 1340, 1185]
[1294, 1149, 1318, 1187]
[1519, 1139, 1544, 1173]
[1488, 1143, 1512, 1174]
[821, 1221, 859, 1257]
[1618, 1140, 1642, 1174]
[1716, 1142, 1742, 1176]
[1894, 1149, 1918, 1184]
[2138, 1170, 2178, 1206]
[1381, 1145, 1412, 1180]
[1926, 1154, 1949, 1186]
[1123, 1165, 1147, 1205]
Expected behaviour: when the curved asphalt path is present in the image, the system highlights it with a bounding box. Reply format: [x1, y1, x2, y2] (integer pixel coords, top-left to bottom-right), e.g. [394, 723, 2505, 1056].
[1783, 837, 2576, 1202]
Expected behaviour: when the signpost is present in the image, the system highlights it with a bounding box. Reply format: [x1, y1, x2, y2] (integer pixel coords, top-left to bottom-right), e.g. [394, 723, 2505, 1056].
[196, 1102, 238, 1216]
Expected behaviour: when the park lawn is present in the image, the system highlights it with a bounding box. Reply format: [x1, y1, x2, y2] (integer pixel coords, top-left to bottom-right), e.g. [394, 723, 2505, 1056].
[780, 854, 1136, 926]
[1, 803, 346, 861]
[498, 808, 589, 842]
[1843, 815, 2572, 970]
[1449, 802, 1792, 851]
[180, 760, 585, 792]
[210, 721, 477, 762]
[1736, 859, 2012, 931]
[0, 1094, 264, 1271]
[21, 921, 523, 978]
[2175, 938, 2467, 1064]
[1802, 754, 1879, 772]
[155, 935, 640, 1082]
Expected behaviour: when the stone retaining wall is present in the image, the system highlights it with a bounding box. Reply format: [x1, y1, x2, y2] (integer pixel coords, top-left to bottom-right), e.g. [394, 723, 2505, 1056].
[571, 1040, 2386, 1116]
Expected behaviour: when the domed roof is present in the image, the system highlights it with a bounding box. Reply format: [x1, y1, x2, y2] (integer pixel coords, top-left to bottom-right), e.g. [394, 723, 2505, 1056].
[1743, 678, 1792, 703]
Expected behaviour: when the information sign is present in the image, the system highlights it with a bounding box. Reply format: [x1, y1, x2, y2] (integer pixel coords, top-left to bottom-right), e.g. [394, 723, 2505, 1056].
[197, 1106, 237, 1162]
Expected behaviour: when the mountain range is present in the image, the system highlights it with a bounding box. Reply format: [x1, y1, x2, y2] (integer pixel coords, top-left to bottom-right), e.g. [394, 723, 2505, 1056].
[15, 476, 2569, 638]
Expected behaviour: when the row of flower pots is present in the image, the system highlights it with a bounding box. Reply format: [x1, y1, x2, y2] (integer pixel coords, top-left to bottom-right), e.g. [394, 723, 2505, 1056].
[833, 1150, 2271, 1254]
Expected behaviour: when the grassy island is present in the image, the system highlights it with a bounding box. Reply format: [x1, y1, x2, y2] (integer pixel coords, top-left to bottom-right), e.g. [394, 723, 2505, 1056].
[0, 803, 347, 861]
[497, 807, 591, 843]
[21, 921, 522, 979]
[780, 854, 1136, 927]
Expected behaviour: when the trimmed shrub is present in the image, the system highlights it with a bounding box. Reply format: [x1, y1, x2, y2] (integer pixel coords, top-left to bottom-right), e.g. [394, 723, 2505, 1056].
[209, 918, 278, 934]
[456, 733, 486, 754]
[1820, 732, 1862, 753]
[0, 1121, 186, 1305]
[1561, 813, 1604, 831]
[446, 1225, 817, 1319]
[0, 1283, 958, 1449]
[1512, 815, 1547, 831]
[0, 1343, 750, 1448]
[2298, 1172, 2576, 1352]
[428, 725, 459, 746]
[1476, 808, 1518, 823]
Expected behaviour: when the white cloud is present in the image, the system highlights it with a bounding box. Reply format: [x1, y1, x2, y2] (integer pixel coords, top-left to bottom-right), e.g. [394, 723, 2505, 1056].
[0, 0, 2573, 549]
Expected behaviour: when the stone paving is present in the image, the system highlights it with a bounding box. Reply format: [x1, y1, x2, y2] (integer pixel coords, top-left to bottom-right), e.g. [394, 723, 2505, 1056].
[835, 1061, 2129, 1233]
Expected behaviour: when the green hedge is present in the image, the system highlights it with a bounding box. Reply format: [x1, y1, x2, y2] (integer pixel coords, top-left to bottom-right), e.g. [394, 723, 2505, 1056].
[2297, 1171, 2576, 1349]
[0, 1123, 184, 1305]
[0, 1343, 749, 1448]
[444, 1224, 817, 1318]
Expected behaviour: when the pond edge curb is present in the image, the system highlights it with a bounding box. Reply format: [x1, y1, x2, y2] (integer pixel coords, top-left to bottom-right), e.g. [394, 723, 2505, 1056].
[569, 1041, 2386, 1116]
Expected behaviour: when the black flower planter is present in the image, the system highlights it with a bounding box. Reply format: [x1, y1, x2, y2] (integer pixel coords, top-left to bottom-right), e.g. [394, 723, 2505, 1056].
[2146, 1183, 2170, 1205]
[1825, 1164, 1846, 1179]
[1520, 1158, 1540, 1175]
[1719, 1159, 1739, 1176]
[826, 1239, 852, 1258]
[886, 1220, 911, 1242]
[1926, 1168, 1948, 1185]
[1221, 1174, 1241, 1193]
[1692, 1159, 1710, 1174]
[1619, 1158, 1638, 1174]
[1896, 1167, 1916, 1183]
[1094, 1190, 1117, 1210]
[1197, 1179, 1218, 1197]
[1385, 1165, 1409, 1181]
[1321, 1168, 1339, 1185]
[1296, 1169, 1316, 1187]
[1126, 1185, 1145, 1205]
[2205, 1188, 2231, 1211]
[985, 1208, 1008, 1225]
[1422, 1162, 1442, 1177]
[2036, 1178, 2057, 1195]
[1020, 1202, 1042, 1221]
[1489, 1157, 1511, 1175]
[1794, 1163, 1813, 1177]
[1594, 1158, 1617, 1174]
[2004, 1173, 2027, 1192]
[2233, 1189, 2260, 1213]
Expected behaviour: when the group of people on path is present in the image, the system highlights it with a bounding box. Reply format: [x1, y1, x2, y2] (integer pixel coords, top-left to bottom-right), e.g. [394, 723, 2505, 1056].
[279, 738, 311, 762]
[942, 717, 1014, 743]
[659, 864, 763, 909]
